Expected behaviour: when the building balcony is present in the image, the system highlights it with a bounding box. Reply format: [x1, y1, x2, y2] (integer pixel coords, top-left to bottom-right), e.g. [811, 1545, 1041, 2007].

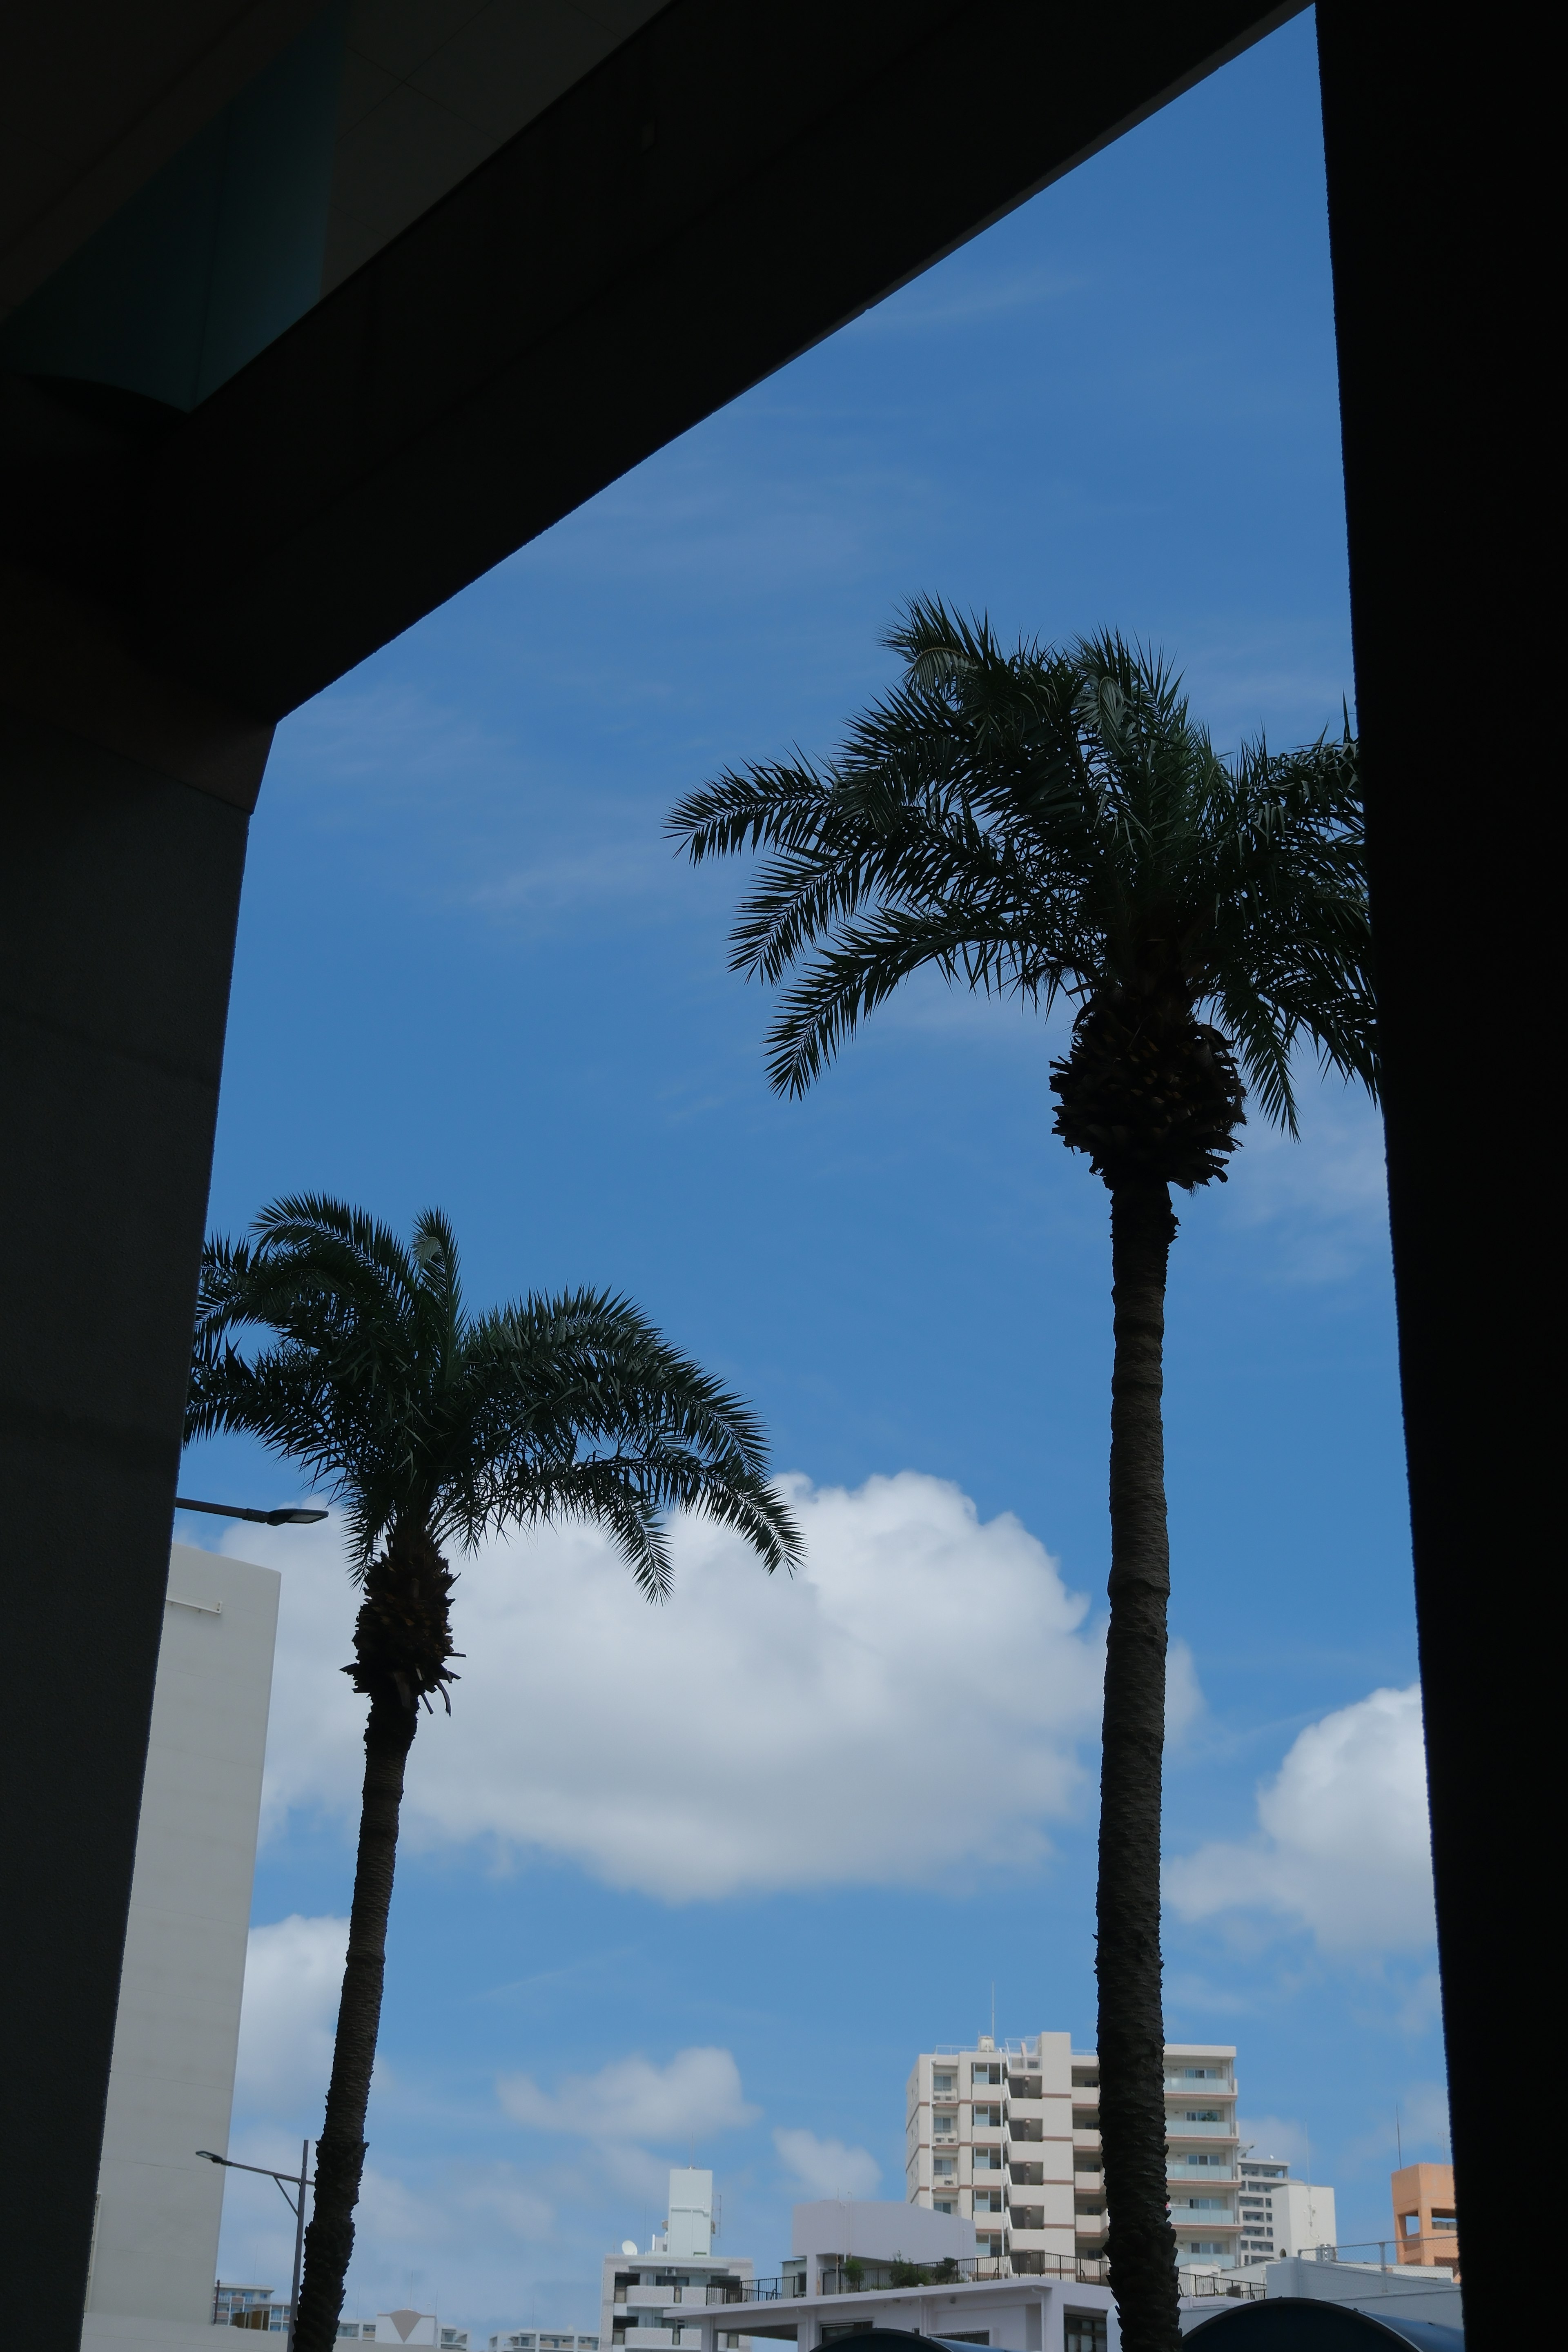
[1166, 2117, 1234, 2137]
[1072, 2129, 1101, 2152]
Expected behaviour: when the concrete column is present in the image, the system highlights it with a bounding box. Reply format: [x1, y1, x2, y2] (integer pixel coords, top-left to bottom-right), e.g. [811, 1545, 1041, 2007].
[1314, 2, 1547, 2318]
[0, 555, 270, 2344]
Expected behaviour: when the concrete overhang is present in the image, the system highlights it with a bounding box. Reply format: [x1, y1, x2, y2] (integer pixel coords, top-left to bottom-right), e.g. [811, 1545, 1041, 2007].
[2, 0, 1301, 724]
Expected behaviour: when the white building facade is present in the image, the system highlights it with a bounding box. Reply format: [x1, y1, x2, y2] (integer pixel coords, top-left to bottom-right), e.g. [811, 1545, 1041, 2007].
[717, 2202, 1116, 2352]
[85, 1544, 280, 2352]
[906, 2035, 1244, 2271]
[1235, 2160, 1337, 2265]
[489, 2333, 599, 2352]
[602, 2170, 754, 2352]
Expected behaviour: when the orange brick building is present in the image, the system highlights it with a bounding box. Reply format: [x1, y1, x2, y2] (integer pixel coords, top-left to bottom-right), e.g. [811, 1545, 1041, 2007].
[1391, 2161, 1459, 2277]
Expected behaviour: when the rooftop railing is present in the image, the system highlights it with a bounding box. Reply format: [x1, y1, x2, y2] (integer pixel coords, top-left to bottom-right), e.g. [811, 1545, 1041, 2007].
[712, 2255, 1115, 2304]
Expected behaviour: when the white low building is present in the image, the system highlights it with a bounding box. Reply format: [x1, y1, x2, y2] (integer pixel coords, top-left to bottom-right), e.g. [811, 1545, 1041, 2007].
[731, 2202, 1115, 2352]
[489, 2332, 600, 2352]
[83, 1544, 280, 2352]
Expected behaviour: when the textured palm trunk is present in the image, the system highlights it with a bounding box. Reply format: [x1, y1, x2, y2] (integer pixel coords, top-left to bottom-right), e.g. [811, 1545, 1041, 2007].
[1097, 1179, 1180, 2352]
[292, 1689, 417, 2352]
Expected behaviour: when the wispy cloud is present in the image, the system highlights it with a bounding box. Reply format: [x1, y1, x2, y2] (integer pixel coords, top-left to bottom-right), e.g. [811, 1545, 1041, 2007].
[497, 2048, 758, 2144]
[773, 2127, 881, 2199]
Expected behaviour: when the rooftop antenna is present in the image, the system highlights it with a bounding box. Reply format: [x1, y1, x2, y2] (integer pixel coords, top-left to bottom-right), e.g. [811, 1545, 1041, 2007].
[1396, 2104, 1403, 2167]
[991, 1984, 995, 2043]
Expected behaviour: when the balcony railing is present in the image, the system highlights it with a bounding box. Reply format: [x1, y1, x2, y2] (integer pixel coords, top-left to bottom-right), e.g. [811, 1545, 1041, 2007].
[1178, 2275, 1264, 2303]
[716, 2256, 1114, 2303]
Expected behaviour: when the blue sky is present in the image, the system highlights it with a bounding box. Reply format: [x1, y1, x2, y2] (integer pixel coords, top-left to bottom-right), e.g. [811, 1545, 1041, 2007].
[180, 11, 1449, 2331]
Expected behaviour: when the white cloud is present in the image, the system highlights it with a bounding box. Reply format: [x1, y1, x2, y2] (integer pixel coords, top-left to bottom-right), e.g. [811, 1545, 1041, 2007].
[1345, 2080, 1451, 2170]
[774, 2127, 882, 2199]
[1236, 2115, 1310, 2168]
[497, 2047, 758, 2144]
[232, 1470, 1132, 1901]
[218, 2148, 561, 2329]
[234, 1914, 348, 2110]
[1165, 1685, 1435, 1956]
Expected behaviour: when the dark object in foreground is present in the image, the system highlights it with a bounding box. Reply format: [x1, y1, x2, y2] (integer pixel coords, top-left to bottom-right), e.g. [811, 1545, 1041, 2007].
[1185, 2299, 1463, 2349]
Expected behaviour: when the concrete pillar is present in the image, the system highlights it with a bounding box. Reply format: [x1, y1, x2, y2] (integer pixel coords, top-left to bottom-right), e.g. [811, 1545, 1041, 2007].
[0, 554, 270, 2343]
[1314, 1, 1547, 2320]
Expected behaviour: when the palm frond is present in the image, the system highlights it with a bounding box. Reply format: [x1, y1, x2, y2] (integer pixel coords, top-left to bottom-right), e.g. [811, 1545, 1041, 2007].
[667, 606, 1377, 1138]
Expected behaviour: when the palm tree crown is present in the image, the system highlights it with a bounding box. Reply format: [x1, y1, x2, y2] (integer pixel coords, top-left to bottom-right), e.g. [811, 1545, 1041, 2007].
[670, 601, 1377, 1165]
[187, 1194, 798, 1595]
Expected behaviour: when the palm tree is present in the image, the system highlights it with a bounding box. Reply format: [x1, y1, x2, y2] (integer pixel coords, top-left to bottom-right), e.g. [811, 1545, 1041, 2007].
[667, 604, 1376, 2352]
[185, 1196, 800, 2352]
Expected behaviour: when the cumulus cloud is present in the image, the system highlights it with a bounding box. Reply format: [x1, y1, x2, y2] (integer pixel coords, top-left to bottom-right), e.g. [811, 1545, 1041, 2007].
[233, 1470, 1135, 1901]
[1165, 1686, 1435, 1956]
[774, 2127, 882, 2198]
[497, 2047, 758, 2144]
[235, 1914, 349, 2110]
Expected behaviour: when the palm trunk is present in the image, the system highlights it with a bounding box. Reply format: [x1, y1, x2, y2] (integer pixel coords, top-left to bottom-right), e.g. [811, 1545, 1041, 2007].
[292, 1690, 417, 2352]
[1097, 1179, 1180, 2352]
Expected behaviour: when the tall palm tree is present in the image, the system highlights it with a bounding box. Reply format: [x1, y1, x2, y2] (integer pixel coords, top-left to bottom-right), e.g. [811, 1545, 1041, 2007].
[185, 1196, 800, 2352]
[667, 604, 1377, 2352]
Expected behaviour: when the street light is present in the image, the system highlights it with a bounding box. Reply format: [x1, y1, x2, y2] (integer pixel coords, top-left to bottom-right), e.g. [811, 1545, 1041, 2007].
[198, 2144, 312, 2348]
[176, 1498, 328, 1526]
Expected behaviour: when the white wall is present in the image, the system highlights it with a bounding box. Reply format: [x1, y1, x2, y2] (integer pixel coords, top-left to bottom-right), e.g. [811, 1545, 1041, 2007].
[1276, 2180, 1336, 2256]
[86, 1545, 280, 2328]
[792, 2200, 976, 2263]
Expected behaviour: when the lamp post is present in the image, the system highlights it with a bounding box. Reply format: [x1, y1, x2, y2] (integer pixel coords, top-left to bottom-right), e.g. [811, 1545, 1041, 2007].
[198, 2144, 312, 2348]
[176, 1498, 328, 1526]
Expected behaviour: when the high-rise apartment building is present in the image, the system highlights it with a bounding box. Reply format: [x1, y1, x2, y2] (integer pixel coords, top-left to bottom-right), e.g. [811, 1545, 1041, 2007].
[1236, 2158, 1336, 2263]
[906, 2033, 1244, 2270]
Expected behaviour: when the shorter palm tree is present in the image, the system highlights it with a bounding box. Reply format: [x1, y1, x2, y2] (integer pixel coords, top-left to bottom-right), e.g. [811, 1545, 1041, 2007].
[185, 1196, 800, 2352]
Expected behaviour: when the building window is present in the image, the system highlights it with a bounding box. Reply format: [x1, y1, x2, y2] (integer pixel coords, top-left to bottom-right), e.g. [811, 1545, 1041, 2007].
[933, 2158, 957, 2181]
[974, 2191, 1003, 2213]
[973, 2103, 1003, 2127]
[1064, 2317, 1107, 2352]
[934, 2111, 958, 2141]
[933, 2072, 956, 2095]
[1431, 2213, 1457, 2232]
[934, 2199, 956, 2215]
[973, 2063, 1002, 2086]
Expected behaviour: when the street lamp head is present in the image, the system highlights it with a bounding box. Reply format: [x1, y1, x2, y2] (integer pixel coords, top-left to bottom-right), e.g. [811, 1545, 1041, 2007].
[175, 1498, 329, 1527]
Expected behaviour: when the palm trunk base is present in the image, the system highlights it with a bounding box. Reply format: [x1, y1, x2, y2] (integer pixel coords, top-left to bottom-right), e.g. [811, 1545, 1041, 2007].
[294, 2133, 367, 2352]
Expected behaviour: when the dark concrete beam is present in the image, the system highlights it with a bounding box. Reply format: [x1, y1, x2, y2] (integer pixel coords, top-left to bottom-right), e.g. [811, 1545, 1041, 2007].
[1, 0, 332, 320]
[130, 0, 1298, 718]
[0, 557, 267, 2337]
